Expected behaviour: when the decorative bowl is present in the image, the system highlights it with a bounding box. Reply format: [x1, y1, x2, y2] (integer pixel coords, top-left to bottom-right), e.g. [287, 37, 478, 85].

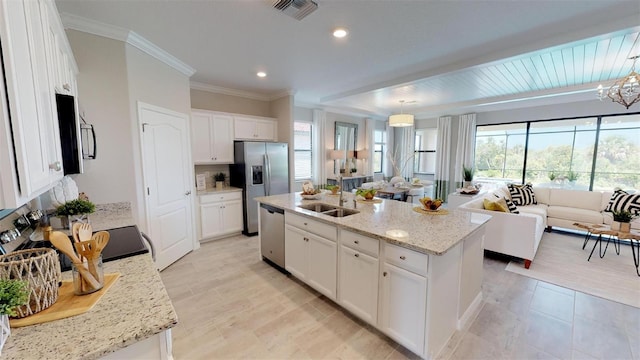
[419, 197, 443, 211]
[300, 191, 324, 200]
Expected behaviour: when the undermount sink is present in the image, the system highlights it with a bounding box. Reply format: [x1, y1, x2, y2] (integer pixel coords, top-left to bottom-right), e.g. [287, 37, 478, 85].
[298, 203, 360, 218]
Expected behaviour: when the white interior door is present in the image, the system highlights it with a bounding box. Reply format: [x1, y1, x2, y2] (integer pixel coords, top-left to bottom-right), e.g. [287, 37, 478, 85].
[139, 102, 194, 270]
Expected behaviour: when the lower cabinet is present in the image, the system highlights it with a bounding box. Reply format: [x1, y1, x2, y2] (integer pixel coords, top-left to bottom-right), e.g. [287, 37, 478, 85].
[338, 245, 379, 325]
[284, 224, 337, 300]
[379, 262, 428, 356]
[198, 192, 242, 240]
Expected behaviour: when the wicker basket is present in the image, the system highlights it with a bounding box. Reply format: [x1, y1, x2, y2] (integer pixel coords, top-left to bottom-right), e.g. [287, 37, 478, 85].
[0, 249, 61, 318]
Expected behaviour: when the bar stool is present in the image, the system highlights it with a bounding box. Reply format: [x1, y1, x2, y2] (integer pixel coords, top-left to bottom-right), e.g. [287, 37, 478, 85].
[405, 186, 424, 204]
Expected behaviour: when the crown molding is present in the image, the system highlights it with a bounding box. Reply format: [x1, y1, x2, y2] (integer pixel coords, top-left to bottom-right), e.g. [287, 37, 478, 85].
[60, 13, 195, 77]
[190, 81, 295, 102]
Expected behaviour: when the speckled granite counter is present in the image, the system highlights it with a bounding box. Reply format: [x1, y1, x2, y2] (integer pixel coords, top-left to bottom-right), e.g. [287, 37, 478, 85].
[5, 202, 178, 359]
[255, 192, 491, 256]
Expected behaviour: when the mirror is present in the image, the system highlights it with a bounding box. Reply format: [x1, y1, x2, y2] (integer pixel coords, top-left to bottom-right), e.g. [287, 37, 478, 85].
[334, 122, 358, 173]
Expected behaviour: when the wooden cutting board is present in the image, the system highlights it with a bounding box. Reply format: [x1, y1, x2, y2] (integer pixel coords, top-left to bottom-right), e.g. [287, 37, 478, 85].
[10, 273, 120, 328]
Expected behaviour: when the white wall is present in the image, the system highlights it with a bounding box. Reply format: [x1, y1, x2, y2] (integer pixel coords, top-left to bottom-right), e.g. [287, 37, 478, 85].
[64, 30, 136, 208]
[190, 89, 270, 116]
[270, 95, 294, 190]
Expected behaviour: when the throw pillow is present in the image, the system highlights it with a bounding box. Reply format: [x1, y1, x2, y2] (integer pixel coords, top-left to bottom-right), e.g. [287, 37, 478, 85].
[494, 194, 520, 214]
[508, 183, 537, 206]
[605, 190, 640, 214]
[483, 198, 508, 212]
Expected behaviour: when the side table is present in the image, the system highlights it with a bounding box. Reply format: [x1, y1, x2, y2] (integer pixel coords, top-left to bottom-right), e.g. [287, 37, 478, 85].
[574, 223, 640, 276]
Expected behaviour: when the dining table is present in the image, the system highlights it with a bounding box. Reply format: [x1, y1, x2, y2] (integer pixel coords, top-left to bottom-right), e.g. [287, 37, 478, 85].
[375, 185, 412, 201]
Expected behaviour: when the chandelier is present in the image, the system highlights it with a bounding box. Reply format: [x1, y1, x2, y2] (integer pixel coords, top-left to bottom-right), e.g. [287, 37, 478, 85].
[389, 100, 414, 127]
[597, 55, 640, 109]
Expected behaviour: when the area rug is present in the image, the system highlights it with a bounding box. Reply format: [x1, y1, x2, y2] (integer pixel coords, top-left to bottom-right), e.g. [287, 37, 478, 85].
[505, 231, 640, 308]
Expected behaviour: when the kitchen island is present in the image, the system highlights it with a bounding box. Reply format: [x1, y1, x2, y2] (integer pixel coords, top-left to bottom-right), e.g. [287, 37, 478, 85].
[256, 192, 491, 360]
[3, 202, 177, 359]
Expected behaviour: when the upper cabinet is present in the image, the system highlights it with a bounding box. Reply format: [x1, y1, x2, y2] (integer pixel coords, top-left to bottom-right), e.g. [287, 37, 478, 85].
[234, 115, 277, 141]
[0, 0, 76, 208]
[190, 109, 234, 164]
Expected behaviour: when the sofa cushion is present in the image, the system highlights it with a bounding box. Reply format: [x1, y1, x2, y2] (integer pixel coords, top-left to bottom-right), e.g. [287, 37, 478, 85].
[533, 187, 550, 205]
[508, 184, 537, 205]
[604, 190, 640, 214]
[547, 205, 603, 224]
[519, 204, 548, 219]
[491, 193, 519, 213]
[484, 198, 508, 212]
[549, 189, 603, 212]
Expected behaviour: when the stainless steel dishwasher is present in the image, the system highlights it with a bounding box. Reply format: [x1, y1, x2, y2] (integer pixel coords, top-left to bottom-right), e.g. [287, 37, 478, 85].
[259, 203, 285, 269]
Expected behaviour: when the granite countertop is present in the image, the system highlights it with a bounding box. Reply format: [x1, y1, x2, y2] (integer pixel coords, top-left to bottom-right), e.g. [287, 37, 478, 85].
[5, 203, 178, 359]
[256, 193, 491, 256]
[196, 186, 242, 196]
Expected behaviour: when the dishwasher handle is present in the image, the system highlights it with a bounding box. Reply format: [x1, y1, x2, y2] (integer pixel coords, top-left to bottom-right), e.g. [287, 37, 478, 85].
[260, 203, 284, 215]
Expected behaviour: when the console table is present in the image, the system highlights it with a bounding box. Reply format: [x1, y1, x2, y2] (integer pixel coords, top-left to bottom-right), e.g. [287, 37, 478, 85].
[327, 175, 373, 192]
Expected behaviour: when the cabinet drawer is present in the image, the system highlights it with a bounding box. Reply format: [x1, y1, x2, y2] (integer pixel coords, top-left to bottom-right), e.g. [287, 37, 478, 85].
[384, 242, 428, 276]
[285, 212, 337, 241]
[340, 229, 379, 258]
[200, 191, 241, 204]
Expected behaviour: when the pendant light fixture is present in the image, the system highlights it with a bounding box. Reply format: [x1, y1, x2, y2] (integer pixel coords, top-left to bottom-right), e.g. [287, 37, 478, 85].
[389, 100, 414, 127]
[597, 55, 640, 109]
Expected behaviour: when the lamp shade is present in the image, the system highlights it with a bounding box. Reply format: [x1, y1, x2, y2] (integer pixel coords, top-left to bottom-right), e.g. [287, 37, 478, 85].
[329, 149, 345, 160]
[389, 113, 414, 127]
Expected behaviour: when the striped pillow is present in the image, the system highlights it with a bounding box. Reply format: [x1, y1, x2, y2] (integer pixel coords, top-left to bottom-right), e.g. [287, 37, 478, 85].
[508, 184, 537, 206]
[494, 194, 519, 213]
[605, 190, 640, 214]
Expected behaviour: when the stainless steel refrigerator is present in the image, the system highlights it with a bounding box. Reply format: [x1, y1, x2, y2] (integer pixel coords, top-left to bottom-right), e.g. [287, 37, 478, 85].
[230, 141, 289, 235]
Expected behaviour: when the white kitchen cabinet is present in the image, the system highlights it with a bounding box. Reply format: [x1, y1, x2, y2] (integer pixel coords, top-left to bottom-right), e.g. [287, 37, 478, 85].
[379, 262, 428, 356]
[198, 192, 242, 240]
[191, 110, 234, 164]
[234, 116, 277, 141]
[284, 216, 337, 300]
[338, 245, 379, 325]
[0, 0, 68, 208]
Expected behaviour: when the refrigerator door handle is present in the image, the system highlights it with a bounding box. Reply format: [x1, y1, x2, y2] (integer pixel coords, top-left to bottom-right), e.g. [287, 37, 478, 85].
[264, 154, 271, 196]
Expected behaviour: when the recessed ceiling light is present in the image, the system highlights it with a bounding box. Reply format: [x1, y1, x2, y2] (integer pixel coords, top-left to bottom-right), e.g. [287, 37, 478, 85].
[257, 71, 267, 78]
[333, 28, 348, 38]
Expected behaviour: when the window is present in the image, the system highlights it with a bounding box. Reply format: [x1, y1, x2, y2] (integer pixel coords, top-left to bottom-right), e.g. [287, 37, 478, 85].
[474, 113, 640, 191]
[293, 122, 312, 180]
[373, 130, 385, 173]
[414, 128, 437, 174]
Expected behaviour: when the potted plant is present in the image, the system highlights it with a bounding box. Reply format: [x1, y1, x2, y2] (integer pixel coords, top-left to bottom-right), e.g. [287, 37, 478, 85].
[548, 172, 556, 181]
[0, 279, 29, 354]
[214, 172, 226, 190]
[55, 199, 95, 229]
[611, 210, 637, 232]
[463, 166, 474, 188]
[567, 171, 579, 183]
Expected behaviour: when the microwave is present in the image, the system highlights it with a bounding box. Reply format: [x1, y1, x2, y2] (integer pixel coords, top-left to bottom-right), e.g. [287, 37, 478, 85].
[56, 94, 95, 175]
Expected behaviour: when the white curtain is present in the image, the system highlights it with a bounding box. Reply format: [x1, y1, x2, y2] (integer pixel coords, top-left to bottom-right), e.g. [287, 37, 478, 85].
[454, 113, 477, 188]
[398, 126, 415, 179]
[364, 118, 375, 175]
[312, 109, 326, 184]
[435, 116, 451, 202]
[384, 121, 394, 179]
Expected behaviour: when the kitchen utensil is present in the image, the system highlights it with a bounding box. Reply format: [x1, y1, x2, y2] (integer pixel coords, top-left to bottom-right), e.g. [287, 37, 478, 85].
[78, 223, 93, 242]
[49, 231, 101, 289]
[91, 231, 110, 257]
[71, 222, 82, 243]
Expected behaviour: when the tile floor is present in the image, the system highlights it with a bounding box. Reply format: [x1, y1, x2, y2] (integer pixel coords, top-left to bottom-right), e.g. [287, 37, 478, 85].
[160, 234, 639, 360]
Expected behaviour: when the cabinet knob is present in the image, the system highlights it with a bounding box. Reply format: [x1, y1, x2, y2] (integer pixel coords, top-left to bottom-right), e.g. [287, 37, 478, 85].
[400, 256, 406, 260]
[184, 191, 191, 195]
[49, 161, 61, 171]
[354, 253, 359, 258]
[383, 271, 387, 277]
[354, 240, 359, 244]
[63, 83, 71, 91]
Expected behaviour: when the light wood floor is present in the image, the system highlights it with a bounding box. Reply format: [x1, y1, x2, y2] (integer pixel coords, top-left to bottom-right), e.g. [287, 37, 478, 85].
[160, 234, 639, 360]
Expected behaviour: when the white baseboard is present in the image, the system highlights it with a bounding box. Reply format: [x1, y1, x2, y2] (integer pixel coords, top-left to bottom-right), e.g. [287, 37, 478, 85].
[457, 292, 483, 330]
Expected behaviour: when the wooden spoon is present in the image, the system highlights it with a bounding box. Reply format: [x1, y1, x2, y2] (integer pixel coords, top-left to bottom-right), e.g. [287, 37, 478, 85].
[49, 231, 101, 290]
[91, 231, 110, 257]
[78, 223, 93, 242]
[71, 222, 82, 243]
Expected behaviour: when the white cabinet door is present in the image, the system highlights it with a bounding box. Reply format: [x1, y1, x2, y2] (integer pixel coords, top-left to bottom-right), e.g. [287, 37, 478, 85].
[190, 112, 213, 164]
[221, 200, 243, 234]
[339, 245, 379, 325]
[200, 203, 223, 239]
[254, 119, 276, 141]
[306, 232, 337, 300]
[211, 114, 234, 163]
[284, 225, 308, 281]
[233, 117, 256, 140]
[379, 262, 427, 356]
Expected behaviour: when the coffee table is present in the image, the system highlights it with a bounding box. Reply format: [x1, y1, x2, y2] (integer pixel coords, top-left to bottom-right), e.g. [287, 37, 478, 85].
[574, 223, 640, 276]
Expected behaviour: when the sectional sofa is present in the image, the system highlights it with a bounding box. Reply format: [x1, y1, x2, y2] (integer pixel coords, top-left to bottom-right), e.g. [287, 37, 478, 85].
[459, 187, 639, 268]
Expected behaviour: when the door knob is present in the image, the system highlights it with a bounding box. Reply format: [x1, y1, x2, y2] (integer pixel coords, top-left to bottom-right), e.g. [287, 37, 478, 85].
[49, 161, 61, 171]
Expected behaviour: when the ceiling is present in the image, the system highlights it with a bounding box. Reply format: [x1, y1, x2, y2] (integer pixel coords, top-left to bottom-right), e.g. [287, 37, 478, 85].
[55, 0, 640, 119]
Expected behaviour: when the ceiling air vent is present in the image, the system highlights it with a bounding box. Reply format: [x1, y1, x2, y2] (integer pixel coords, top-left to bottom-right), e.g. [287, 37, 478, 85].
[271, 0, 318, 21]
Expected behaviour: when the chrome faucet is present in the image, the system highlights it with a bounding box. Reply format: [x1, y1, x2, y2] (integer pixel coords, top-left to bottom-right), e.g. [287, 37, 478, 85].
[337, 175, 346, 207]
